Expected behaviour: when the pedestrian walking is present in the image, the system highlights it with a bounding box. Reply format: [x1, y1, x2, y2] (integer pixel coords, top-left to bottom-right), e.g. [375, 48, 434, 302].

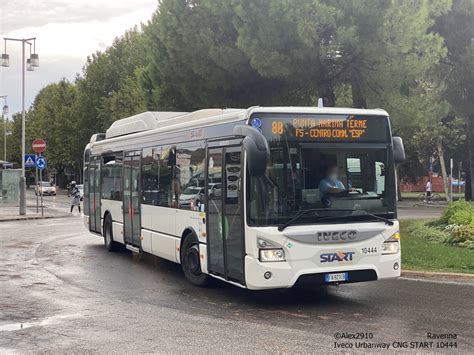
[425, 178, 432, 203]
[70, 181, 81, 213]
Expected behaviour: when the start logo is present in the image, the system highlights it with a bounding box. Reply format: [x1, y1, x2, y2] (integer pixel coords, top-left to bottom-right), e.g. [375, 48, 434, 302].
[320, 251, 355, 263]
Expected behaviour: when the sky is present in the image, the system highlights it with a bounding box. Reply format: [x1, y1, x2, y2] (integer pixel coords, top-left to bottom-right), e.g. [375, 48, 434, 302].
[0, 0, 157, 115]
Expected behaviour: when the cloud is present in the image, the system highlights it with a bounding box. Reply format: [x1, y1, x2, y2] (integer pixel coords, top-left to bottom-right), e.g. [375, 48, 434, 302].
[0, 0, 157, 114]
[1, 0, 157, 33]
[0, 56, 85, 113]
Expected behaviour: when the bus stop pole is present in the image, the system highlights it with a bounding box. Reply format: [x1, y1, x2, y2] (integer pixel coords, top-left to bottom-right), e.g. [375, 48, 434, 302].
[39, 153, 43, 216]
[36, 164, 39, 213]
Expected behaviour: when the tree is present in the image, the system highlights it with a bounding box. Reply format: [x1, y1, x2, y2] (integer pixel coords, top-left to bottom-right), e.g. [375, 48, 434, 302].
[70, 28, 148, 180]
[411, 116, 467, 200]
[432, 0, 474, 200]
[143, 0, 451, 119]
[142, 0, 294, 111]
[3, 113, 25, 166]
[233, 0, 450, 111]
[27, 79, 77, 186]
[77, 28, 147, 131]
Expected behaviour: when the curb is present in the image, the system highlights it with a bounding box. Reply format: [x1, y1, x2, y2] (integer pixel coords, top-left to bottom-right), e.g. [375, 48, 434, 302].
[0, 214, 73, 222]
[401, 270, 474, 283]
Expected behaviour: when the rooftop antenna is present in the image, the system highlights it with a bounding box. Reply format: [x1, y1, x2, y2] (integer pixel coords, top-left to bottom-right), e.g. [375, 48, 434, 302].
[317, 98, 324, 108]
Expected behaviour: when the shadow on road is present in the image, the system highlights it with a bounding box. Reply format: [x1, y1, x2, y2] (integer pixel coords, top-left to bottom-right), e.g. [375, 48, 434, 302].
[84, 241, 361, 314]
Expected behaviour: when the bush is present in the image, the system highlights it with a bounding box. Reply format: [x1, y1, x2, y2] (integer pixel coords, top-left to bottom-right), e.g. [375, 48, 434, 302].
[448, 209, 474, 226]
[406, 221, 450, 243]
[439, 200, 474, 225]
[447, 223, 474, 246]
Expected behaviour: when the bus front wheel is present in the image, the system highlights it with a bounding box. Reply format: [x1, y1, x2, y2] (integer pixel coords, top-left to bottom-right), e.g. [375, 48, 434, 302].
[180, 233, 209, 287]
[103, 214, 120, 252]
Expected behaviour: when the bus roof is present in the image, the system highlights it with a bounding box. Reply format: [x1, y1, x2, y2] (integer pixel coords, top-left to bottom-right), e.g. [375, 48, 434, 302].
[249, 106, 388, 116]
[95, 106, 389, 143]
[105, 109, 244, 139]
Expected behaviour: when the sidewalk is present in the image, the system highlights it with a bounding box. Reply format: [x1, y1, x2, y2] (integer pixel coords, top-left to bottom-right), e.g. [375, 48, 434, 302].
[0, 203, 71, 221]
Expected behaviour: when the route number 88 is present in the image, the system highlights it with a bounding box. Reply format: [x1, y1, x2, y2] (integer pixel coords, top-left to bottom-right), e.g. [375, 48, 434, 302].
[272, 121, 284, 134]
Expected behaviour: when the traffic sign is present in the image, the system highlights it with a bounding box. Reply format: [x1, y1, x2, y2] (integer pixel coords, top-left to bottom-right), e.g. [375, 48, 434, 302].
[32, 138, 46, 153]
[24, 154, 37, 168]
[36, 156, 47, 170]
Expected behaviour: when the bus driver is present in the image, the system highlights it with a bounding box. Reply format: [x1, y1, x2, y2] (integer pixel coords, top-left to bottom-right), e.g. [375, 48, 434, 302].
[319, 164, 347, 206]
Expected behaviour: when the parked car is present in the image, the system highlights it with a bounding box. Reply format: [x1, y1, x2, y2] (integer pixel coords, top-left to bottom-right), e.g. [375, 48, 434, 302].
[35, 181, 56, 196]
[179, 186, 204, 207]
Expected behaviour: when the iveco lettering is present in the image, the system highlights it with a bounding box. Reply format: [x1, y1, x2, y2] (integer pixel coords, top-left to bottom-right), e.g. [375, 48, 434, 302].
[317, 230, 357, 241]
[83, 105, 405, 289]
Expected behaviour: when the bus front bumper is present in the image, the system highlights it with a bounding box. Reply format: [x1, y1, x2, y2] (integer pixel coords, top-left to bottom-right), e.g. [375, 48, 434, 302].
[244, 253, 400, 290]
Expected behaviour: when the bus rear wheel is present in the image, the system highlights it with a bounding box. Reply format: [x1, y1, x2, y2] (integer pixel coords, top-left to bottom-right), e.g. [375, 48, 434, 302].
[181, 233, 209, 287]
[103, 215, 120, 252]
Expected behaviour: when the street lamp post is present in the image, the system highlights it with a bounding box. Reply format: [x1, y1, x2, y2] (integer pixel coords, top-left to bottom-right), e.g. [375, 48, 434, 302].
[2, 37, 39, 215]
[0, 95, 8, 162]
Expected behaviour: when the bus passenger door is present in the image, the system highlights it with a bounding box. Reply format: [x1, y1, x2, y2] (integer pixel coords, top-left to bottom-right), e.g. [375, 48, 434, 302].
[206, 145, 244, 285]
[89, 156, 101, 233]
[123, 152, 142, 247]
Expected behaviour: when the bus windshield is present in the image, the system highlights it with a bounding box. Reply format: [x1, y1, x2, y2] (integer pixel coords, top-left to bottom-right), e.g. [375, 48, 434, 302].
[247, 113, 396, 226]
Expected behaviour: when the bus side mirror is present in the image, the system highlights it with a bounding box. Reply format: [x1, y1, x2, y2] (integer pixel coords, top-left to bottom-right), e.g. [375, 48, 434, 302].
[392, 136, 406, 164]
[233, 125, 269, 176]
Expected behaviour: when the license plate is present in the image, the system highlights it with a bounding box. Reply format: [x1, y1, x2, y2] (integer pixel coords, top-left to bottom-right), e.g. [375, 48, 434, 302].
[325, 272, 348, 282]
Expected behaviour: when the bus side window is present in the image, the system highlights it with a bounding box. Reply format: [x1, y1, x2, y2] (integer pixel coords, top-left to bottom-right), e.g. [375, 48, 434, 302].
[176, 143, 206, 211]
[142, 147, 159, 205]
[101, 154, 123, 201]
[158, 146, 172, 207]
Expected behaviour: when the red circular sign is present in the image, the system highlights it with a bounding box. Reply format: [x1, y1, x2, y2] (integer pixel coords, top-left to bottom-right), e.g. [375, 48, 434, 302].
[32, 138, 46, 152]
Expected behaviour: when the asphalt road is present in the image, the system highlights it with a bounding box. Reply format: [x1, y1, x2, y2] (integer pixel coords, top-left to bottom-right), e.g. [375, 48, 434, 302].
[0, 193, 471, 353]
[397, 200, 444, 220]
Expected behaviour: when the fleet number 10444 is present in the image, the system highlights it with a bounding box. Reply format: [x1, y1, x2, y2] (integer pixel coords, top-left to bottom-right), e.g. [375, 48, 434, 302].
[361, 247, 377, 254]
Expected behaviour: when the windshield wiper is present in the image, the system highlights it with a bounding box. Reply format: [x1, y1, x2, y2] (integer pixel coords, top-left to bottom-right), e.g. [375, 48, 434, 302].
[277, 209, 394, 231]
[314, 210, 395, 226]
[359, 211, 394, 225]
[277, 208, 354, 232]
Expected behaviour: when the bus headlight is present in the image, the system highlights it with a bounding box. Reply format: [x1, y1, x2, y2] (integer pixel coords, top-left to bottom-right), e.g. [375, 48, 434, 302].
[259, 248, 285, 262]
[382, 232, 400, 255]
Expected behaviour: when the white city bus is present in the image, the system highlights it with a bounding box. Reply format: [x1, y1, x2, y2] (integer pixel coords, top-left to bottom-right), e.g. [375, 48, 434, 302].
[83, 106, 405, 289]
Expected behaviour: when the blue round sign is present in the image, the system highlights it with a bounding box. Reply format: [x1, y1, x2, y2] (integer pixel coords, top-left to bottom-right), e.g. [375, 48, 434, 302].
[36, 156, 47, 170]
[250, 117, 262, 128]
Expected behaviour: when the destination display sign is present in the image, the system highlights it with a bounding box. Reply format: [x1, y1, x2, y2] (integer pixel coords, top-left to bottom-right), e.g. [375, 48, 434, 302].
[250, 114, 390, 143]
